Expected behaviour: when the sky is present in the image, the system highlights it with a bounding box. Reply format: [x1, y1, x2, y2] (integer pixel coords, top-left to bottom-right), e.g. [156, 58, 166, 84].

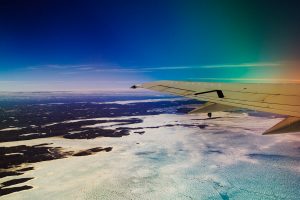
[0, 0, 300, 91]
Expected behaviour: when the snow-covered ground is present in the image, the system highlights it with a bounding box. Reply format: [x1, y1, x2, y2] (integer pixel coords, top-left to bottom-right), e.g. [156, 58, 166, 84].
[2, 112, 300, 200]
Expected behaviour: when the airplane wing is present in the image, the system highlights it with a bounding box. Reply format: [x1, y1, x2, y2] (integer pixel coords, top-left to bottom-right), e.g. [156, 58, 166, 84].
[131, 81, 300, 134]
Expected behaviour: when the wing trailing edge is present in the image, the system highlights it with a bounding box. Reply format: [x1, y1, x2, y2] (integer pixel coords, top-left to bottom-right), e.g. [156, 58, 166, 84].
[263, 117, 300, 135]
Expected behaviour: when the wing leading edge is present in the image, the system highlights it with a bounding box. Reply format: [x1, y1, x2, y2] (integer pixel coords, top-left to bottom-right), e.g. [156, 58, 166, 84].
[132, 81, 300, 134]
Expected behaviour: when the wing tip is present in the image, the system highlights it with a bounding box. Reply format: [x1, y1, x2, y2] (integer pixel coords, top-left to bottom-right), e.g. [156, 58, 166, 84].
[262, 117, 300, 135]
[130, 84, 141, 89]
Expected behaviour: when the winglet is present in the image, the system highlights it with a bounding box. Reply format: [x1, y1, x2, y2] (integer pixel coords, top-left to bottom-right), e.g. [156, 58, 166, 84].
[263, 117, 300, 135]
[194, 90, 224, 98]
[131, 84, 141, 89]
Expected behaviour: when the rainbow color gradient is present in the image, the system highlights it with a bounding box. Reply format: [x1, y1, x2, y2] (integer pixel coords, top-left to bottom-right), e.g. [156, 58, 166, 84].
[0, 0, 299, 91]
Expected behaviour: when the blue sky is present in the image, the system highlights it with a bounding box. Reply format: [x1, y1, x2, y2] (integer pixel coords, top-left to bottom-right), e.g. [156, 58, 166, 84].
[0, 0, 300, 91]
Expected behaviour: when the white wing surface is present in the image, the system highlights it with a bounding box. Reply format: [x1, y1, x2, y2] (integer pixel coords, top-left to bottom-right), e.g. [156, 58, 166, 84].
[132, 81, 300, 134]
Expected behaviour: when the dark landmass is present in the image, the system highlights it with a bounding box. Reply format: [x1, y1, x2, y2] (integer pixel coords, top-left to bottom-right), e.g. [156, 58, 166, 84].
[0, 144, 73, 170]
[0, 95, 200, 196]
[0, 171, 23, 179]
[16, 167, 34, 172]
[134, 131, 145, 135]
[118, 123, 208, 132]
[191, 117, 223, 121]
[0, 96, 197, 134]
[0, 118, 143, 142]
[0, 143, 112, 196]
[73, 147, 112, 156]
[1, 178, 33, 188]
[0, 185, 33, 196]
[0, 144, 113, 177]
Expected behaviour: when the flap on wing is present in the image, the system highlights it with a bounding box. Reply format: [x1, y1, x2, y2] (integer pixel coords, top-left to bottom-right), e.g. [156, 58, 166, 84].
[263, 117, 300, 135]
[189, 102, 237, 114]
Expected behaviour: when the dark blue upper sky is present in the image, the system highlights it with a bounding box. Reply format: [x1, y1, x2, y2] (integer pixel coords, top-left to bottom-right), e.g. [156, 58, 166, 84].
[1, 0, 300, 91]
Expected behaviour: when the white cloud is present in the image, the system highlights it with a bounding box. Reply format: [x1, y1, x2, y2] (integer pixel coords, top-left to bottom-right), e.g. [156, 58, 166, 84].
[77, 67, 96, 70]
[200, 62, 280, 68]
[138, 62, 280, 71]
[142, 66, 193, 70]
[27, 64, 101, 71]
[27, 62, 281, 73]
[188, 78, 300, 83]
